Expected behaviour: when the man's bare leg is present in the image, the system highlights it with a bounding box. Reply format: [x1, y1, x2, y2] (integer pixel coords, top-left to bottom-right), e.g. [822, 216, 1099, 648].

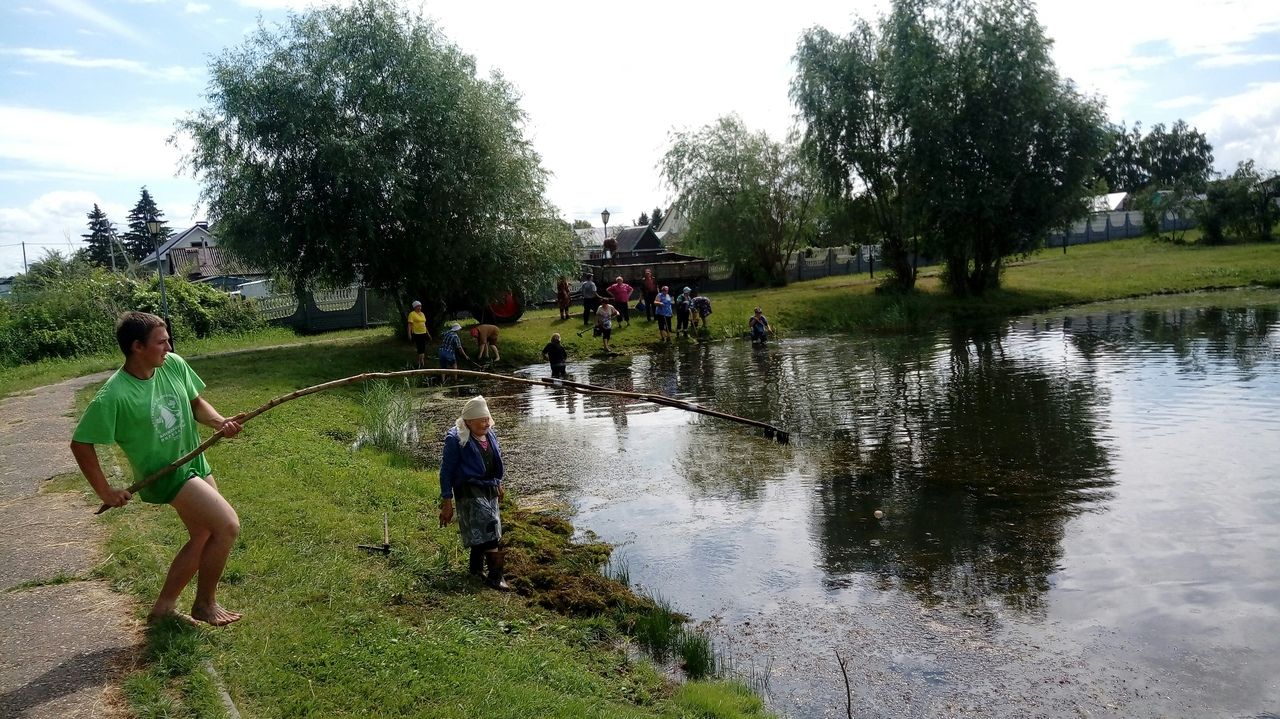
[167, 476, 242, 626]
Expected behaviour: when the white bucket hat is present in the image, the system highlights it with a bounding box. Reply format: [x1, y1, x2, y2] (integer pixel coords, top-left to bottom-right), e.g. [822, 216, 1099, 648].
[449, 322, 462, 331]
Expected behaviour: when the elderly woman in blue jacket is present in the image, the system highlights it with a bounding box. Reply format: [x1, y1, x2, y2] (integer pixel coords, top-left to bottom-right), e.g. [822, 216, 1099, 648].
[437, 395, 509, 590]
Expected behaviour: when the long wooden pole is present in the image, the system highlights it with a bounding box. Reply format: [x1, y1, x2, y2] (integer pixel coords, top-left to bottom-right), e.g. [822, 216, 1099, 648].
[96, 368, 790, 514]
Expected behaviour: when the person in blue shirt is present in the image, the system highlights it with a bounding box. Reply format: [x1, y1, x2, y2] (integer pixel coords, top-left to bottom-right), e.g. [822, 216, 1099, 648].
[748, 307, 775, 344]
[437, 396, 509, 590]
[438, 322, 469, 369]
[654, 285, 674, 341]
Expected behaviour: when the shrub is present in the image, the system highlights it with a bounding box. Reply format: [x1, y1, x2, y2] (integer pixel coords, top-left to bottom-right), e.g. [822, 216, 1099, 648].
[0, 261, 266, 366]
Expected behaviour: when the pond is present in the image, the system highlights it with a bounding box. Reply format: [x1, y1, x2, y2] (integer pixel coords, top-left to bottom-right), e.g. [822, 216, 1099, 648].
[495, 289, 1280, 718]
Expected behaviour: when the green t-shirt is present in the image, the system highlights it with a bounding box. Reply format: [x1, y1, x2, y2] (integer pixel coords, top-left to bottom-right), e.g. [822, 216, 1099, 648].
[72, 353, 212, 504]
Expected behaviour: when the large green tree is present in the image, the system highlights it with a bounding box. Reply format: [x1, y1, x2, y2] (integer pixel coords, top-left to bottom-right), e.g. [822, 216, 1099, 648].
[1140, 120, 1214, 191]
[795, 0, 1107, 296]
[80, 204, 119, 269]
[792, 19, 921, 291]
[120, 187, 173, 263]
[176, 0, 573, 326]
[661, 115, 819, 286]
[908, 0, 1107, 295]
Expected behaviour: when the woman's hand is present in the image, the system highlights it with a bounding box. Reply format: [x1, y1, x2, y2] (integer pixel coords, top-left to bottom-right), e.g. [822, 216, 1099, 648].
[498, 484, 505, 500]
[439, 499, 454, 527]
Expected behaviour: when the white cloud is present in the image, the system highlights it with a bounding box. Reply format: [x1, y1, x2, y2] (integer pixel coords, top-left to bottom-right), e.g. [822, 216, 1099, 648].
[1193, 83, 1280, 172]
[1197, 53, 1280, 68]
[17, 6, 54, 15]
[0, 105, 186, 182]
[184, 2, 211, 13]
[47, 0, 145, 42]
[1, 48, 200, 82]
[1038, 0, 1280, 119]
[1154, 95, 1206, 110]
[0, 192, 133, 275]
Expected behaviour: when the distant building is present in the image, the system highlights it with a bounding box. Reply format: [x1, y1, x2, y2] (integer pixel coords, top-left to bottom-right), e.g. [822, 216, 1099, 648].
[141, 222, 266, 289]
[1089, 192, 1130, 213]
[0, 276, 14, 298]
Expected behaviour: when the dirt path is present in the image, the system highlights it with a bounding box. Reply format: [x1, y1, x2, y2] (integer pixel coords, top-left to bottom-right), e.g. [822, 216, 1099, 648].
[0, 371, 139, 719]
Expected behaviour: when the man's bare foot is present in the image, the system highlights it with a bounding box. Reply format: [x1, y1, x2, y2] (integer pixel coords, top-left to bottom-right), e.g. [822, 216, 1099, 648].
[147, 609, 197, 626]
[191, 603, 243, 626]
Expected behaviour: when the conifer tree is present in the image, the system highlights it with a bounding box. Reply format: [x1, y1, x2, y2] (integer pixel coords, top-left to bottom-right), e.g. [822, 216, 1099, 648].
[81, 203, 119, 268]
[120, 186, 173, 262]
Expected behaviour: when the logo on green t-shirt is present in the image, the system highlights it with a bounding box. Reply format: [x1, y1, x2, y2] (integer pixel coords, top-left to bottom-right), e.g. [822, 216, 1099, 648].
[152, 392, 184, 441]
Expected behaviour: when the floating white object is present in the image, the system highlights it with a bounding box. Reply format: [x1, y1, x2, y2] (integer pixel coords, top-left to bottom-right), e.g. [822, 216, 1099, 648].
[873, 510, 884, 519]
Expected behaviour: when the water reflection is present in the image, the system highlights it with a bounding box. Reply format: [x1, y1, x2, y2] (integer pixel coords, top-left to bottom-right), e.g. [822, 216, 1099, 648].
[504, 292, 1280, 716]
[811, 323, 1114, 615]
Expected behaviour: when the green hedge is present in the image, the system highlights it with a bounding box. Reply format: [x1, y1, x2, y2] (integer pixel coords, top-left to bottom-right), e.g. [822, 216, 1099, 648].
[0, 263, 263, 367]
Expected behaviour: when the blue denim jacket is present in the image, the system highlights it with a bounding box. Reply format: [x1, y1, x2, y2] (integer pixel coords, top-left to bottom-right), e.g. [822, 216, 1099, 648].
[439, 426, 504, 499]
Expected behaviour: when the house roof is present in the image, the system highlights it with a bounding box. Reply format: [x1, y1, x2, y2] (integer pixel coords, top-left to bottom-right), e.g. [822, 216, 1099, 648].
[167, 245, 263, 279]
[614, 226, 663, 253]
[1089, 192, 1128, 213]
[655, 206, 687, 234]
[573, 225, 629, 248]
[143, 222, 214, 265]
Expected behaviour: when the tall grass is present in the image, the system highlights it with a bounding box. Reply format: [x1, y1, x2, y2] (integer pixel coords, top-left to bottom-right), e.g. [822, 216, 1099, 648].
[355, 379, 418, 452]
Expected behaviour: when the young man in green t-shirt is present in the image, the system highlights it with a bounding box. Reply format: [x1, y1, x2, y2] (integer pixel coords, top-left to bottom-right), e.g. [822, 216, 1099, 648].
[70, 312, 246, 626]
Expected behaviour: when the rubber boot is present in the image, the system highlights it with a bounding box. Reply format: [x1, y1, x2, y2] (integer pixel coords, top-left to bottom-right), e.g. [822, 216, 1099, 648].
[468, 548, 485, 579]
[484, 550, 510, 591]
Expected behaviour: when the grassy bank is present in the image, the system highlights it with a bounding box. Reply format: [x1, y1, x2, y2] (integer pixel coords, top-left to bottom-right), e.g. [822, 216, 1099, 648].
[489, 236, 1280, 365]
[70, 341, 766, 719]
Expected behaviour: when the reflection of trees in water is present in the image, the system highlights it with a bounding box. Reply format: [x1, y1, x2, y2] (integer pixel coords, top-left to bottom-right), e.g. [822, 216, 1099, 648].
[1060, 306, 1278, 375]
[808, 323, 1115, 616]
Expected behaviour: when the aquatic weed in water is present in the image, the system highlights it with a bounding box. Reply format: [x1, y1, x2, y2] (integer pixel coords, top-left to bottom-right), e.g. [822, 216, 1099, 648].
[677, 628, 716, 680]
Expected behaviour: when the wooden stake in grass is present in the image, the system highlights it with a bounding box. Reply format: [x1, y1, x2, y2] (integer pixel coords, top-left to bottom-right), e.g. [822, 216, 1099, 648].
[95, 368, 792, 514]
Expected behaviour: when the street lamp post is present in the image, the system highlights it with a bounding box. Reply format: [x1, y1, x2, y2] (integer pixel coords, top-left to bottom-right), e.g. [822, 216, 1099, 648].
[146, 214, 173, 349]
[600, 208, 611, 264]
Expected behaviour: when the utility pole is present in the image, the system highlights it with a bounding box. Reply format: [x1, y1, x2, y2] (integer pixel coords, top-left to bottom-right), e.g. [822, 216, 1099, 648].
[21, 241, 27, 272]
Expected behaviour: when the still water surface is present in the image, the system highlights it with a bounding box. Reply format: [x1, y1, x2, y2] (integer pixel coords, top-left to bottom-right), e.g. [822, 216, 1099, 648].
[504, 290, 1280, 718]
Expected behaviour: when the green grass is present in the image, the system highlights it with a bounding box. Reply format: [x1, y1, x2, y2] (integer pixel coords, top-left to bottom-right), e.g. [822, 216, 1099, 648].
[74, 339, 771, 719]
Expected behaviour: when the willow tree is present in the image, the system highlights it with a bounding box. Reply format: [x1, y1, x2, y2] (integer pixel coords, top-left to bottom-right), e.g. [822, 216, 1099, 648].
[661, 115, 819, 286]
[792, 21, 922, 292]
[176, 0, 574, 325]
[794, 0, 1108, 296]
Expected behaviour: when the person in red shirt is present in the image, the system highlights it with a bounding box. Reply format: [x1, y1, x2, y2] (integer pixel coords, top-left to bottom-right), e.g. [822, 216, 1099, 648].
[606, 276, 633, 326]
[640, 268, 658, 322]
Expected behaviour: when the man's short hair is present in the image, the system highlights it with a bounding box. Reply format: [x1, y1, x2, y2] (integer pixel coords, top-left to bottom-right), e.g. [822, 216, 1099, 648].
[116, 312, 166, 357]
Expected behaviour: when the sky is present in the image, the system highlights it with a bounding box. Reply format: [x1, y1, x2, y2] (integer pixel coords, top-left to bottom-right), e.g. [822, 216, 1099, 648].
[1, 0, 1279, 277]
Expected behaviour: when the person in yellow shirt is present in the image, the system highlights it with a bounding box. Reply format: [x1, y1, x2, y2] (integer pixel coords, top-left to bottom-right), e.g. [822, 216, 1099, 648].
[407, 300, 431, 368]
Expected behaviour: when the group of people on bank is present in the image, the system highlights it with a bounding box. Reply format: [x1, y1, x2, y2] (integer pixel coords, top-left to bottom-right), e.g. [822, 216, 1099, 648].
[574, 269, 716, 352]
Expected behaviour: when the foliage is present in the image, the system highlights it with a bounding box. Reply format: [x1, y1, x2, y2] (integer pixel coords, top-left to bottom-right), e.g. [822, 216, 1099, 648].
[792, 19, 920, 291]
[1096, 120, 1215, 193]
[1141, 120, 1214, 191]
[0, 255, 263, 367]
[176, 0, 576, 332]
[120, 187, 174, 263]
[661, 115, 819, 286]
[1197, 161, 1279, 244]
[1133, 183, 1198, 243]
[650, 206, 665, 229]
[572, 219, 595, 229]
[81, 204, 121, 269]
[1096, 122, 1147, 193]
[636, 212, 650, 227]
